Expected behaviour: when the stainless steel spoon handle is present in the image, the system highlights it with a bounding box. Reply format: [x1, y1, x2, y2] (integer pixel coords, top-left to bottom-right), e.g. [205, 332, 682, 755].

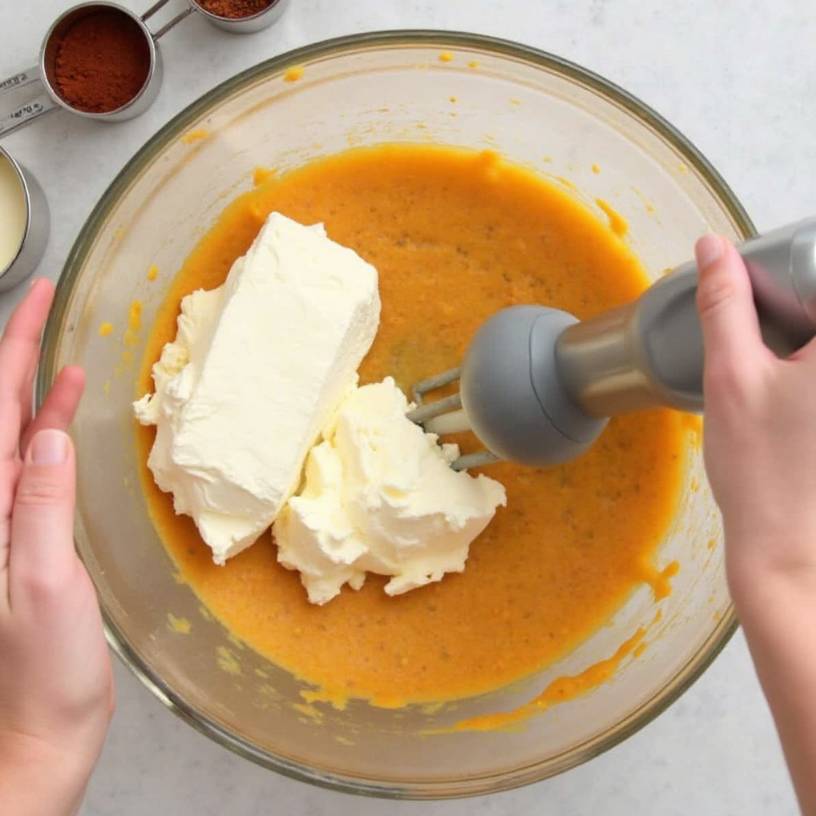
[556, 218, 816, 417]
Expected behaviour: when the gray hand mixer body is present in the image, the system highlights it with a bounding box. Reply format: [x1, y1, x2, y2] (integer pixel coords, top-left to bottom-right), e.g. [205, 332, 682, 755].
[411, 219, 816, 468]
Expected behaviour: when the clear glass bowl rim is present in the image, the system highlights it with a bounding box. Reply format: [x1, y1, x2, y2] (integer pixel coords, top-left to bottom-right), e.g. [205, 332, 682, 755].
[37, 29, 746, 800]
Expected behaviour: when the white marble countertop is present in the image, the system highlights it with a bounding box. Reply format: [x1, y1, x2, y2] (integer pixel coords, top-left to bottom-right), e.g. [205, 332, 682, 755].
[1, 1, 812, 813]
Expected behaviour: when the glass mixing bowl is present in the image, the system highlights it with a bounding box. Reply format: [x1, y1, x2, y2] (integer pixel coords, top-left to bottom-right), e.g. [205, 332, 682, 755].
[38, 31, 748, 799]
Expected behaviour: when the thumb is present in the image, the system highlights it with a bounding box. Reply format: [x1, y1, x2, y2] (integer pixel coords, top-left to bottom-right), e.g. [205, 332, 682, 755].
[695, 234, 766, 377]
[9, 429, 77, 600]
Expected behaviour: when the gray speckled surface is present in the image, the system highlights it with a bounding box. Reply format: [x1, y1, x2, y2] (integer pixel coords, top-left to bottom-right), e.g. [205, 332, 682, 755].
[1, 1, 811, 813]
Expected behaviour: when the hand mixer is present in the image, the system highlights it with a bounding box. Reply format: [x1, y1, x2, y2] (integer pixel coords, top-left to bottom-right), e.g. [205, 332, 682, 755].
[408, 218, 816, 470]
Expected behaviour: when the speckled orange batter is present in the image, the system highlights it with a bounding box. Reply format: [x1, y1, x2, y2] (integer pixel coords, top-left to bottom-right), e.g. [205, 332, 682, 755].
[136, 145, 685, 707]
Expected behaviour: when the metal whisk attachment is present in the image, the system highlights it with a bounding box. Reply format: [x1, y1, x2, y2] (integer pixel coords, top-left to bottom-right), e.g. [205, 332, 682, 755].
[408, 367, 501, 471]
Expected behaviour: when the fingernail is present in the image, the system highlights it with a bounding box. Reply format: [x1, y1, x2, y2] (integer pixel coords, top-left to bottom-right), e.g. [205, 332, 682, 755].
[696, 235, 723, 271]
[28, 430, 68, 466]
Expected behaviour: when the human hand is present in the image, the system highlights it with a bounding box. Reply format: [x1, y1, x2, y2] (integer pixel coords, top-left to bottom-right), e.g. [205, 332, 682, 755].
[0, 280, 113, 816]
[695, 234, 816, 599]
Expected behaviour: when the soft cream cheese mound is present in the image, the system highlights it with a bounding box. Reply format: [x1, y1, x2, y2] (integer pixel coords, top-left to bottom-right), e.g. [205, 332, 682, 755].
[134, 212, 381, 564]
[274, 377, 507, 605]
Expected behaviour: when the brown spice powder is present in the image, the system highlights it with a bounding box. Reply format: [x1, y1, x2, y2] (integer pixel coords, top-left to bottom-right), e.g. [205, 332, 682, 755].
[195, 0, 274, 18]
[53, 11, 151, 114]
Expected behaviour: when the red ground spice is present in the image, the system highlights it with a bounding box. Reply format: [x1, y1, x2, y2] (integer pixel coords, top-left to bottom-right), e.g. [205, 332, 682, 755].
[194, 0, 274, 18]
[53, 10, 151, 114]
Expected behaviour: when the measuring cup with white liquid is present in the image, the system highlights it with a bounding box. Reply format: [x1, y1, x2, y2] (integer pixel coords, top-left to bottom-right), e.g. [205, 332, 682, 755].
[0, 146, 49, 292]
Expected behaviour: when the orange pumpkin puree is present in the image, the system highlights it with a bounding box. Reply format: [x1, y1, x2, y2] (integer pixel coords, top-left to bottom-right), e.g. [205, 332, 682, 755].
[136, 144, 685, 708]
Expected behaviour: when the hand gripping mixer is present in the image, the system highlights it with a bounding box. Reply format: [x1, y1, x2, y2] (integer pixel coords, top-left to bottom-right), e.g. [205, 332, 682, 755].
[408, 219, 816, 470]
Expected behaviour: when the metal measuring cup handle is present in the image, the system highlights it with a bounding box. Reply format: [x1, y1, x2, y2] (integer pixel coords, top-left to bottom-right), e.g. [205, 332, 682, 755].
[0, 70, 58, 139]
[143, 0, 195, 38]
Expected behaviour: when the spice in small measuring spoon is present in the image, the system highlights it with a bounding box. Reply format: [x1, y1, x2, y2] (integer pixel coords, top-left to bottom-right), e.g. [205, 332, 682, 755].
[191, 0, 289, 32]
[194, 0, 274, 17]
